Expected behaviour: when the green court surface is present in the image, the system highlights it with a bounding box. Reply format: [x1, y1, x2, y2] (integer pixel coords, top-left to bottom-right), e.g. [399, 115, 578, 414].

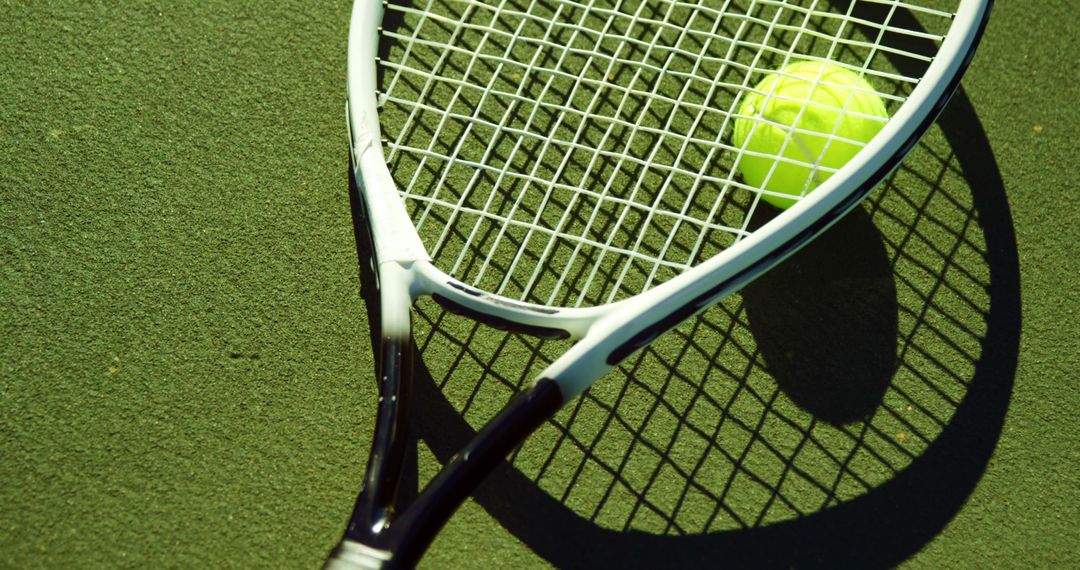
[2, 1, 1076, 568]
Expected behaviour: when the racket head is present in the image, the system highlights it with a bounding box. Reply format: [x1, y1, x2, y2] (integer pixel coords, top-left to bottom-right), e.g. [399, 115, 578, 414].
[347, 0, 992, 342]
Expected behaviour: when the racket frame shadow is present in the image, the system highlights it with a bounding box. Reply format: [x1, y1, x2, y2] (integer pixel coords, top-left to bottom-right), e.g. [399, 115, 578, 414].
[327, 0, 995, 567]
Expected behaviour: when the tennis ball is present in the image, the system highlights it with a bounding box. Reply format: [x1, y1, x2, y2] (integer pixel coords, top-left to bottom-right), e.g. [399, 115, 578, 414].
[732, 60, 889, 209]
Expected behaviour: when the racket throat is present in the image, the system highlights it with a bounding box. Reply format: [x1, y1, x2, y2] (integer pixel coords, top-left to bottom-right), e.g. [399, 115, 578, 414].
[345, 334, 414, 545]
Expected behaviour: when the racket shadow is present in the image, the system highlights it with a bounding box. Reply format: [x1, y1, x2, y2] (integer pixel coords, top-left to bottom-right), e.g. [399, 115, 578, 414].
[343, 83, 1018, 569]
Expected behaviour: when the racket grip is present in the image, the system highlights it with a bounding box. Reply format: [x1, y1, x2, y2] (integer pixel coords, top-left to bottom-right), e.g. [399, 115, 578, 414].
[324, 540, 393, 570]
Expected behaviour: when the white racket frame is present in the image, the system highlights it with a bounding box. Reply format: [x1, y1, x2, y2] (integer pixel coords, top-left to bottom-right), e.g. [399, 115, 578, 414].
[346, 0, 992, 399]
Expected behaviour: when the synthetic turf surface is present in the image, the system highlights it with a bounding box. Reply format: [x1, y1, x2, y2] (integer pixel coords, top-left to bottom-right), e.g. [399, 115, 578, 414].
[1, 1, 1076, 569]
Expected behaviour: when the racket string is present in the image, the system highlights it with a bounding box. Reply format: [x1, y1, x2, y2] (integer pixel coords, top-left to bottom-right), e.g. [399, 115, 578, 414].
[379, 0, 957, 308]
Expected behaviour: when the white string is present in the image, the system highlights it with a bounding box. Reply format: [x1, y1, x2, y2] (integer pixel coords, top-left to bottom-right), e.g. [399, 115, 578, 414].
[379, 0, 957, 307]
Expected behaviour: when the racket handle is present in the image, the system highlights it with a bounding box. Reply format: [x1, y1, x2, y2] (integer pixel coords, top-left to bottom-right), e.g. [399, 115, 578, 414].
[324, 540, 392, 570]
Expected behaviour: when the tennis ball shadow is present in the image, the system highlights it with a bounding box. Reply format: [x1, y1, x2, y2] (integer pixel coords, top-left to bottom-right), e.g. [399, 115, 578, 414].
[741, 205, 898, 425]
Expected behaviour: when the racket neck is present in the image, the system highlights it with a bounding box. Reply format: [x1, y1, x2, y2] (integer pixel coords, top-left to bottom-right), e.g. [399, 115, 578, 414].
[345, 334, 414, 545]
[345, 264, 416, 545]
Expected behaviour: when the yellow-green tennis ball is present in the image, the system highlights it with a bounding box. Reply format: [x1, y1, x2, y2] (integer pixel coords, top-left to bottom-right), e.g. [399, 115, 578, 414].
[733, 60, 889, 209]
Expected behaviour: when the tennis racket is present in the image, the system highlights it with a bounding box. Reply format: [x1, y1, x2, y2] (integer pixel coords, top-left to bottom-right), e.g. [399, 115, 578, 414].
[328, 1, 991, 567]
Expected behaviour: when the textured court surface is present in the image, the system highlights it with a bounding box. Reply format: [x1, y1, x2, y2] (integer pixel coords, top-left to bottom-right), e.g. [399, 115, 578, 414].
[1, 1, 1076, 568]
